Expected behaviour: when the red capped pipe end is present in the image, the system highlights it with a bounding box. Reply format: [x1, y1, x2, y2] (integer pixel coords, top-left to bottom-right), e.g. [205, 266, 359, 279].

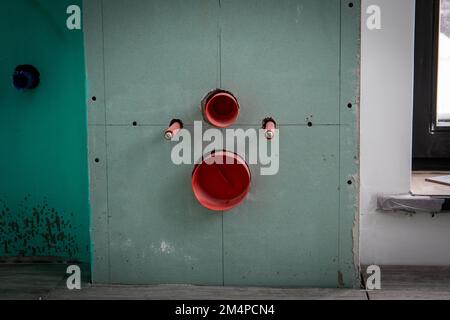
[164, 119, 183, 140]
[192, 151, 251, 211]
[203, 90, 240, 128]
[263, 117, 277, 140]
[264, 121, 276, 140]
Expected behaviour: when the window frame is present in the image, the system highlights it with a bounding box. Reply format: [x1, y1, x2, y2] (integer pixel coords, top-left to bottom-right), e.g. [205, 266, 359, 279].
[413, 0, 450, 170]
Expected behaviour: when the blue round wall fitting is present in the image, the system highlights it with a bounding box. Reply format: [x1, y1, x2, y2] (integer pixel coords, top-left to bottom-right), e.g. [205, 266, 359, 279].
[13, 65, 40, 90]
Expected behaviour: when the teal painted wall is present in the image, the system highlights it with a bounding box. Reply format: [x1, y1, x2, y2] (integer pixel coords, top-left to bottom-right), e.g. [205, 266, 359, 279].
[0, 0, 90, 262]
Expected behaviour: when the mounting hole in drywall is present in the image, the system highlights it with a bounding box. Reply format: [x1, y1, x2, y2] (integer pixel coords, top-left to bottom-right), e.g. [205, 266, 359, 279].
[349, 2, 354, 8]
[347, 103, 353, 109]
[307, 122, 313, 127]
[132, 121, 138, 126]
[347, 180, 353, 185]
[95, 158, 100, 163]
[92, 96, 97, 101]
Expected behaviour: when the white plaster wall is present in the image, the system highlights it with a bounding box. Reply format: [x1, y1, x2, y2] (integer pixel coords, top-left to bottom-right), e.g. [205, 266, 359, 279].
[360, 0, 450, 266]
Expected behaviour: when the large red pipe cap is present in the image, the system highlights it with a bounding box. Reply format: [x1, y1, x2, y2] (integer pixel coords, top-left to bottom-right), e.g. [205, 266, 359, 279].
[204, 92, 240, 128]
[192, 151, 251, 211]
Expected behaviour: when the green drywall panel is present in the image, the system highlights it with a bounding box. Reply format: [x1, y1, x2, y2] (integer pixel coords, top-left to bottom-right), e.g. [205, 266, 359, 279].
[220, 0, 360, 288]
[338, 0, 360, 287]
[221, 0, 340, 125]
[87, 0, 224, 283]
[103, 0, 219, 125]
[107, 127, 222, 285]
[88, 0, 360, 287]
[0, 0, 90, 262]
[223, 126, 340, 287]
[84, 0, 109, 282]
[88, 125, 108, 280]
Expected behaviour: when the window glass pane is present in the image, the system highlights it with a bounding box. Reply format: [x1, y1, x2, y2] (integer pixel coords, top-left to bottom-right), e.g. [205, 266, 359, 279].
[437, 0, 450, 127]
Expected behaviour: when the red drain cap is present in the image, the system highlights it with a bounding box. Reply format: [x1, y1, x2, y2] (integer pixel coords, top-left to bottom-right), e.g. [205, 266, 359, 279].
[192, 151, 251, 211]
[204, 91, 240, 128]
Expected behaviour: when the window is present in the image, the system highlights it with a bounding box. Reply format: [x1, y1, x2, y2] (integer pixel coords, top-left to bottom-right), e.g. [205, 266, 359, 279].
[437, 0, 450, 127]
[413, 0, 450, 171]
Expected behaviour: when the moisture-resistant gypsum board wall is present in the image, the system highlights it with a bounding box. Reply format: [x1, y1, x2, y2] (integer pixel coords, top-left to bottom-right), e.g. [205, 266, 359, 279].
[0, 0, 90, 262]
[86, 0, 360, 287]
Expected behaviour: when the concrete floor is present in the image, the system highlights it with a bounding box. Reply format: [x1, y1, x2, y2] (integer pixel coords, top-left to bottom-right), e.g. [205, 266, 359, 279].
[1, 264, 450, 300]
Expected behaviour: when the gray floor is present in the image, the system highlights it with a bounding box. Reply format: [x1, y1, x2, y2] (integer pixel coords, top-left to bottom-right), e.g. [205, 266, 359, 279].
[1, 264, 450, 300]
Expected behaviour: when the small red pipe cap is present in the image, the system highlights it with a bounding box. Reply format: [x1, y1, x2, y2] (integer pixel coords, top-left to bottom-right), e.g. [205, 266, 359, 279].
[192, 151, 251, 211]
[204, 92, 240, 128]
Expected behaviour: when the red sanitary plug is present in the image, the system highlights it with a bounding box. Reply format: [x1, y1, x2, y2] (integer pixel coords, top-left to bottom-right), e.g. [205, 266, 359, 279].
[203, 90, 240, 128]
[192, 151, 251, 211]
